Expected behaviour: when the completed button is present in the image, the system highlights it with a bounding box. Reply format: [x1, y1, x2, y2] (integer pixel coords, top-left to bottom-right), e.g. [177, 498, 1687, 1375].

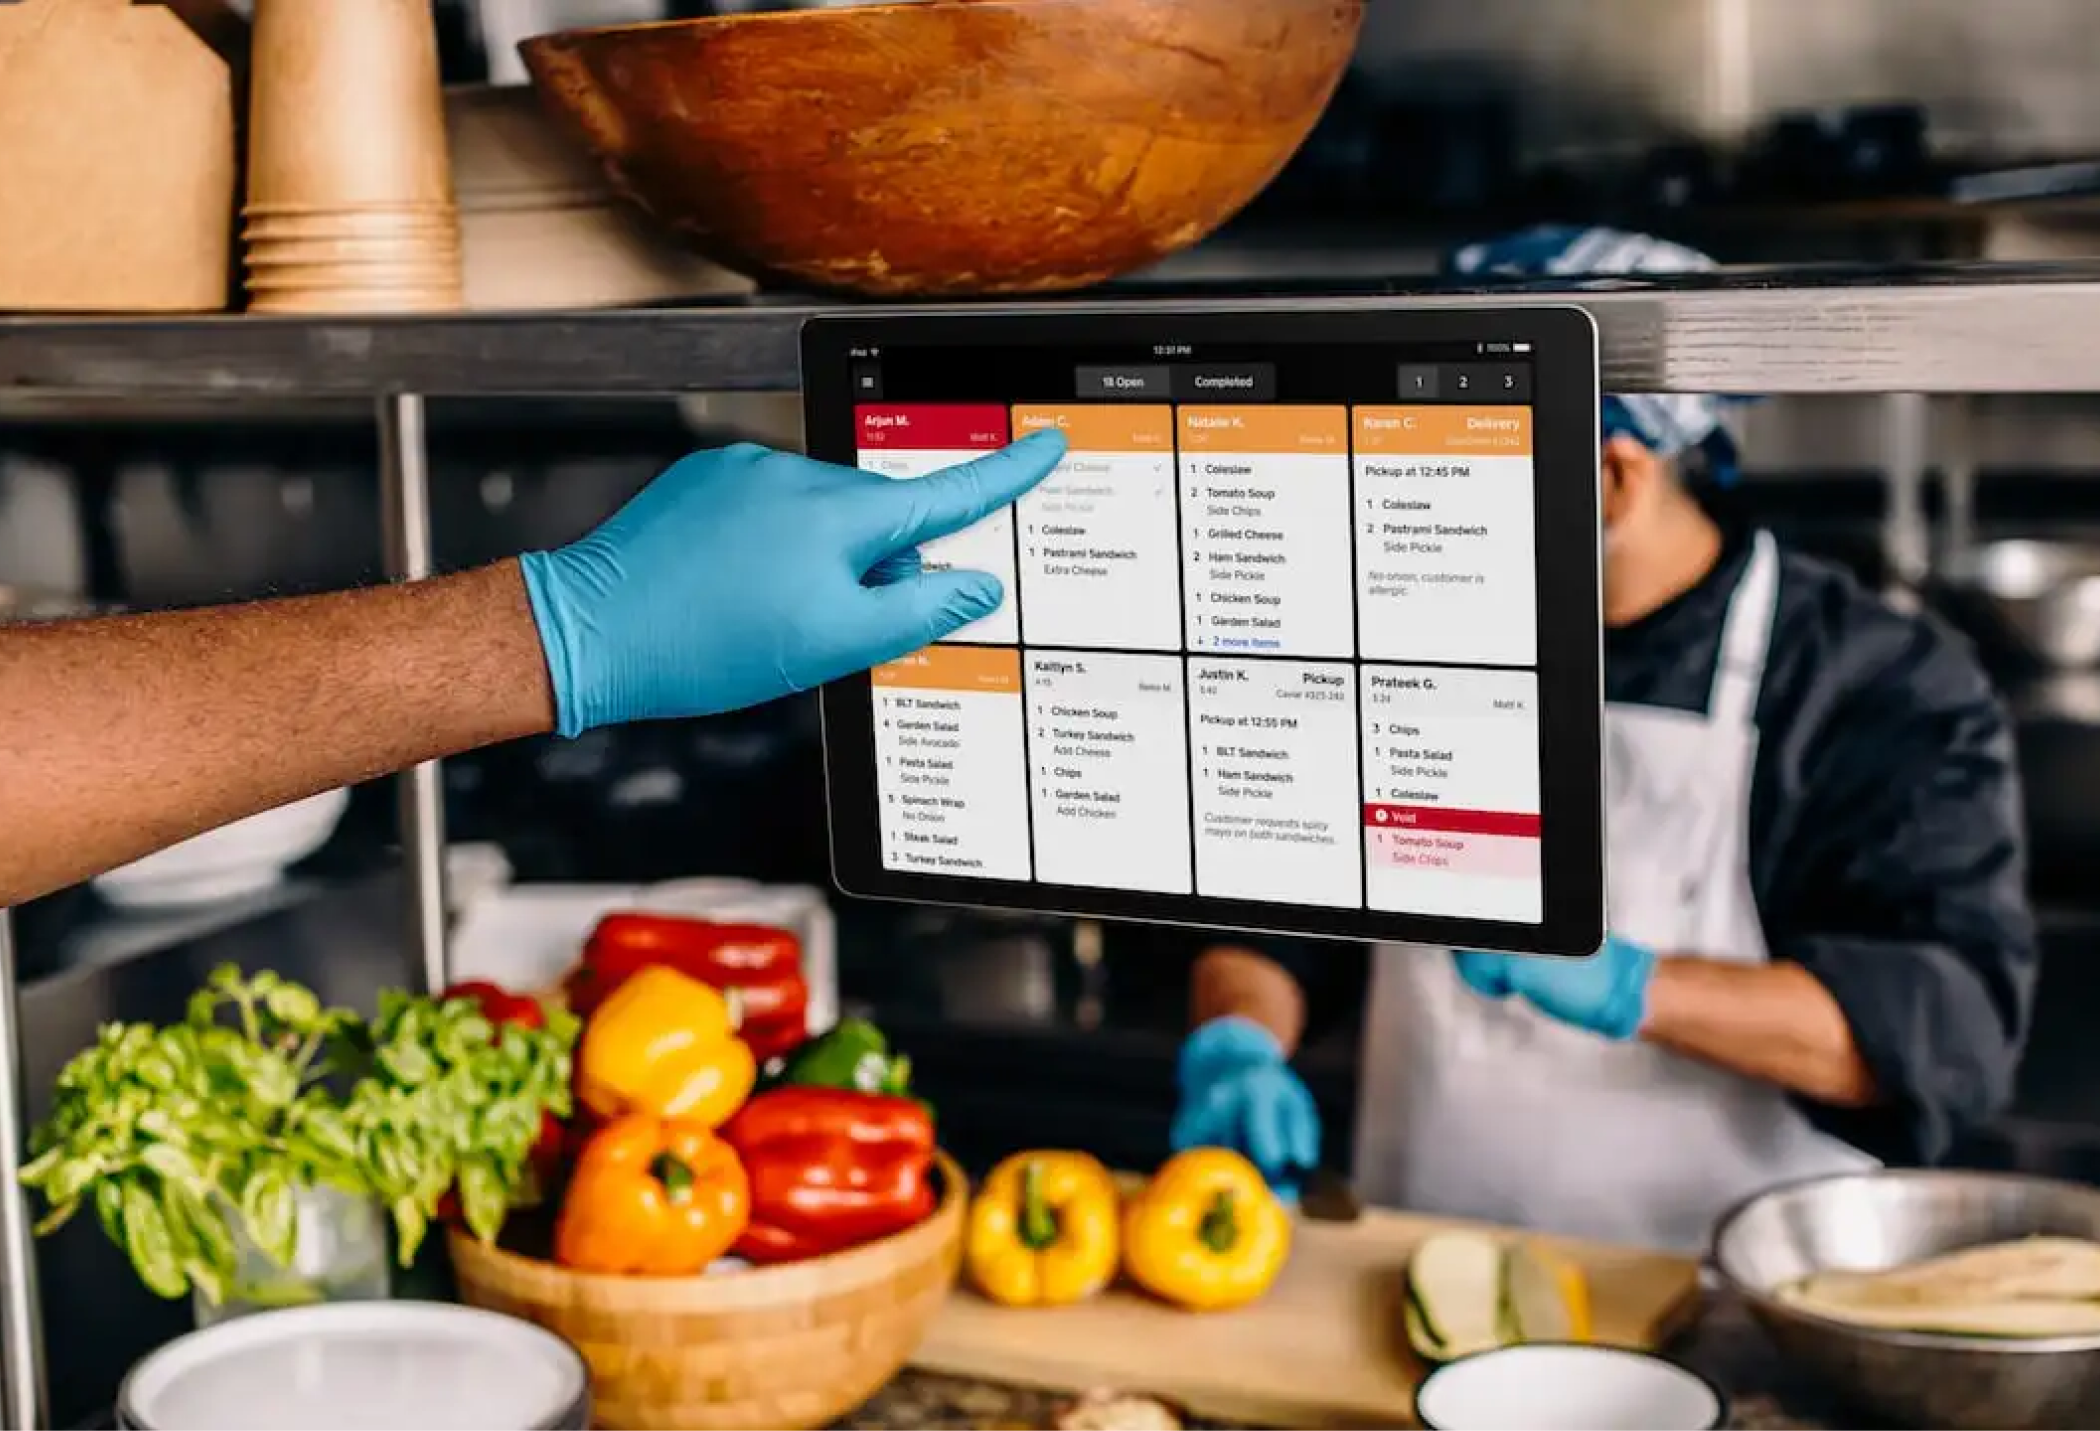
[1076, 364, 1171, 399]
[1172, 363, 1277, 402]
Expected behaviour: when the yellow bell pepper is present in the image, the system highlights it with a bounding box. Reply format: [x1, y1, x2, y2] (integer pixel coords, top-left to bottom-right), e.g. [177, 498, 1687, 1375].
[576, 965, 756, 1128]
[966, 1150, 1121, 1307]
[1123, 1147, 1291, 1312]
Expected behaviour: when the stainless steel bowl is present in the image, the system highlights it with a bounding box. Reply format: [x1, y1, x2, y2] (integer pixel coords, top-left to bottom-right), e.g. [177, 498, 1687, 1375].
[1711, 1170, 2100, 1429]
[1937, 539, 2100, 669]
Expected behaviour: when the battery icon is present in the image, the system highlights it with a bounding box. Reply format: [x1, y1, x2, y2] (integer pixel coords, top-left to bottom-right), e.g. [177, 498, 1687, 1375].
[1513, 342, 1533, 352]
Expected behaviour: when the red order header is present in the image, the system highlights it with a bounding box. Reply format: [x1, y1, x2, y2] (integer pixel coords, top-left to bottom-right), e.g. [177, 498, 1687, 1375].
[856, 404, 1010, 451]
[1363, 804, 1542, 838]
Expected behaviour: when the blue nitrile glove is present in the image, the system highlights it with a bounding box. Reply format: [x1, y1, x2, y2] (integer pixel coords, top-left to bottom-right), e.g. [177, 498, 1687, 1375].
[1452, 935, 1659, 1041]
[1171, 1016, 1320, 1192]
[519, 432, 1066, 736]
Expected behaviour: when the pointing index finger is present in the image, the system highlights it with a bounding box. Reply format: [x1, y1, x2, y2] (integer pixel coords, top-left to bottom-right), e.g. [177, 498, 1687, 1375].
[854, 429, 1067, 558]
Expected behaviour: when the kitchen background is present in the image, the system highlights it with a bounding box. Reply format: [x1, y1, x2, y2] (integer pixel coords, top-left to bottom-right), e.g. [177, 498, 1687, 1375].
[11, 0, 2100, 1422]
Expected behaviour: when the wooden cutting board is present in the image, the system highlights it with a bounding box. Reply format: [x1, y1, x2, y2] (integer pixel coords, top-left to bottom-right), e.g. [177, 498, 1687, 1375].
[912, 1204, 1702, 1428]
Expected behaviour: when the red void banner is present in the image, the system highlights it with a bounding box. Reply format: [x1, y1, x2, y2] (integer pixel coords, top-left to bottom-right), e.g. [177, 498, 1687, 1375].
[1362, 804, 1542, 838]
[855, 404, 1011, 451]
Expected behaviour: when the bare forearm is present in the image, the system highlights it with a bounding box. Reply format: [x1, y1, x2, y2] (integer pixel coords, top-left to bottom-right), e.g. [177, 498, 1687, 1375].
[1640, 956, 1878, 1107]
[1191, 946, 1306, 1055]
[0, 561, 554, 904]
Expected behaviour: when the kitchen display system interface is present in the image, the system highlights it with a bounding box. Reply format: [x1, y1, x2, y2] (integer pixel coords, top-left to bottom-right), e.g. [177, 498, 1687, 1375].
[807, 308, 1604, 955]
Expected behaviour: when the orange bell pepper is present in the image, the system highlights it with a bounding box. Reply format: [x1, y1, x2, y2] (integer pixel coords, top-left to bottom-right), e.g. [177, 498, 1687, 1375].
[575, 965, 757, 1128]
[554, 1114, 751, 1275]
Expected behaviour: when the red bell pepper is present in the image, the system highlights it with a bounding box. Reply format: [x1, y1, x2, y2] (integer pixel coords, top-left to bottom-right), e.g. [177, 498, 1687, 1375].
[718, 1087, 937, 1264]
[571, 913, 810, 1063]
[443, 979, 547, 1031]
[438, 981, 563, 1218]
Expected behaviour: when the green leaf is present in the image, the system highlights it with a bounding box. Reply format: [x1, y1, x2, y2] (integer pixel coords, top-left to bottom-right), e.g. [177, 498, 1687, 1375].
[241, 1170, 298, 1268]
[122, 1179, 187, 1300]
[134, 1047, 180, 1090]
[458, 1157, 507, 1246]
[390, 1197, 428, 1268]
[175, 1187, 240, 1284]
[262, 983, 321, 1029]
[93, 1179, 125, 1245]
[288, 1102, 358, 1162]
[18, 1143, 65, 1188]
[138, 1142, 203, 1193]
[157, 1183, 231, 1306]
[42, 1153, 104, 1210]
[543, 1002, 582, 1051]
[242, 1052, 300, 1110]
[31, 1206, 78, 1238]
[379, 1042, 436, 1087]
[367, 1132, 408, 1202]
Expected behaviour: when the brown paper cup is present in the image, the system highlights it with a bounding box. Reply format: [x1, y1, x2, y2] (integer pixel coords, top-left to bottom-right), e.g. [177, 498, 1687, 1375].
[244, 267, 461, 294]
[245, 236, 462, 267]
[248, 289, 463, 314]
[244, 200, 454, 219]
[244, 210, 458, 240]
[246, 0, 456, 211]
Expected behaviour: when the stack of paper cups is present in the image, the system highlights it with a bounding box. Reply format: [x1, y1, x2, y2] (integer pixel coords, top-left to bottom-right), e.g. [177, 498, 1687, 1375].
[243, 0, 463, 313]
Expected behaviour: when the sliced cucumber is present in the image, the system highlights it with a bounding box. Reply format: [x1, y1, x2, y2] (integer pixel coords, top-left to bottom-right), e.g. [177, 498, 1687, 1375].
[1405, 1231, 1509, 1363]
[1402, 1293, 1446, 1363]
[1504, 1242, 1591, 1344]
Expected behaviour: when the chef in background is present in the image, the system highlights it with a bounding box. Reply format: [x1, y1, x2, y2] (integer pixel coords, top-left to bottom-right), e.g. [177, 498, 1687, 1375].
[1170, 228, 2038, 1253]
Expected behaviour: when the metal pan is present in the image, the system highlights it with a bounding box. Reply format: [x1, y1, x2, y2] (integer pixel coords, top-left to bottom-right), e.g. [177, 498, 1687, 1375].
[1933, 539, 2100, 671]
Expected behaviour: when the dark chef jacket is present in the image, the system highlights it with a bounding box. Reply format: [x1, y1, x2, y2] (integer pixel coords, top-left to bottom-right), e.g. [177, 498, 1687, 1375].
[1256, 520, 2038, 1168]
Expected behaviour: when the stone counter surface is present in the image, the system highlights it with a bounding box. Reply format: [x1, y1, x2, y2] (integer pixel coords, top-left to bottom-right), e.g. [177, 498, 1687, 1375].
[841, 1294, 1857, 1430]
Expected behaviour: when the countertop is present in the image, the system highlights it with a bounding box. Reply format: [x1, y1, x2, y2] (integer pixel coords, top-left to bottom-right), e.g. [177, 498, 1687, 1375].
[69, 1302, 1856, 1428]
[841, 1294, 1854, 1430]
[56, 1284, 1901, 1431]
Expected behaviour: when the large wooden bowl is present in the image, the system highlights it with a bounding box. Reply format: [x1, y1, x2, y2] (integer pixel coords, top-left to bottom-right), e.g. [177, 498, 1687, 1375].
[518, 0, 1364, 297]
[449, 1154, 967, 1430]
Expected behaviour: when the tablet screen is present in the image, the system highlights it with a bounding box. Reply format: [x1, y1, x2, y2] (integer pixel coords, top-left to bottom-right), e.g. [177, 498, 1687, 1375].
[807, 307, 1603, 954]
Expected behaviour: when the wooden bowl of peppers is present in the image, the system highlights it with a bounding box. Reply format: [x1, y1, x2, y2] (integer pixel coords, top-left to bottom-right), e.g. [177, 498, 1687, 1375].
[447, 912, 961, 1431]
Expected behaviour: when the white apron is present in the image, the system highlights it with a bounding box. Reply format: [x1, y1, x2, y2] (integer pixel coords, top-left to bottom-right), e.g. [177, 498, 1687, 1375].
[1351, 532, 1877, 1253]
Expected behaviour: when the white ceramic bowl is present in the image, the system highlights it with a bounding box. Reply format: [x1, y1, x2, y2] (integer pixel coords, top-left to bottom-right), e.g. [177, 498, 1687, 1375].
[93, 787, 350, 910]
[1415, 1345, 1727, 1431]
[117, 1301, 589, 1430]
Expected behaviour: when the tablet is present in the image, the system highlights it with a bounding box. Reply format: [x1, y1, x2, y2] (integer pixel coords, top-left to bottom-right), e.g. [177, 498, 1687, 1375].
[805, 305, 1604, 956]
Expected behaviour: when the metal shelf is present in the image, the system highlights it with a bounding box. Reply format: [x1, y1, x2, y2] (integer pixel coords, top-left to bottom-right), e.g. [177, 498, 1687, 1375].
[5, 262, 2100, 397]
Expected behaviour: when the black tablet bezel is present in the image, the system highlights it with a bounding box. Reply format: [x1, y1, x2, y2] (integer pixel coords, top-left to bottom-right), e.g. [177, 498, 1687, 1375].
[805, 304, 1604, 956]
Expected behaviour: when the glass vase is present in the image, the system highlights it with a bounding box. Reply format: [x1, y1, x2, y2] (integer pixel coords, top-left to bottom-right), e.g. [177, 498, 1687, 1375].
[192, 1183, 391, 1328]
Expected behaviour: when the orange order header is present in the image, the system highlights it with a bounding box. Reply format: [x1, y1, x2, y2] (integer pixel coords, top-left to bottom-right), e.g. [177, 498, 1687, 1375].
[1013, 404, 1173, 452]
[1354, 406, 1534, 457]
[1179, 405, 1347, 454]
[872, 645, 1022, 695]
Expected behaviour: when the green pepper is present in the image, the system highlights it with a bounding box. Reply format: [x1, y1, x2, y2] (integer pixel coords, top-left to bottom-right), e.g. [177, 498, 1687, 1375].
[777, 1019, 911, 1095]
